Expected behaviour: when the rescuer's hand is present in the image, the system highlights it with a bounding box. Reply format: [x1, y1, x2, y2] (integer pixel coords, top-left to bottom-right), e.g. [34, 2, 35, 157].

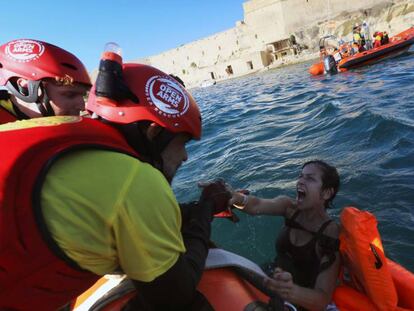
[198, 178, 232, 215]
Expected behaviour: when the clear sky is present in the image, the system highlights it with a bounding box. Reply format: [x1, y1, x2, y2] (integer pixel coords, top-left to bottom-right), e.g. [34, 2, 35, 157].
[1, 0, 245, 72]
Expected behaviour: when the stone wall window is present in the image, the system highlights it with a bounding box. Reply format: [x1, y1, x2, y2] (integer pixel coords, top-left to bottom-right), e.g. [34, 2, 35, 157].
[255, 34, 258, 39]
[210, 72, 216, 79]
[218, 46, 221, 50]
[247, 61, 254, 70]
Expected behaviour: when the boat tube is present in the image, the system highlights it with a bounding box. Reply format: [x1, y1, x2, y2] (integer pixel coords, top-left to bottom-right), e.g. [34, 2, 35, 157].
[72, 207, 414, 311]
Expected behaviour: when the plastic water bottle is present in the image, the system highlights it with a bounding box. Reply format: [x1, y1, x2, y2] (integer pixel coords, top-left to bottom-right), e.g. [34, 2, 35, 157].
[101, 42, 122, 64]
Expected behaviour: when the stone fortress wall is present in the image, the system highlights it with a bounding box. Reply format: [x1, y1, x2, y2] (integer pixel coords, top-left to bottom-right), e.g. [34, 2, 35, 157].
[133, 0, 414, 88]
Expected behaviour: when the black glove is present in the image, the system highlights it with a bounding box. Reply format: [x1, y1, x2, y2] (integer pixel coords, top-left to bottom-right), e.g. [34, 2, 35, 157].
[198, 178, 232, 215]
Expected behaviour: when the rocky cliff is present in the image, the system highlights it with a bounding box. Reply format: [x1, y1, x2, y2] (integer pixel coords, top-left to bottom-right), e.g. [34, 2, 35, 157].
[295, 0, 414, 51]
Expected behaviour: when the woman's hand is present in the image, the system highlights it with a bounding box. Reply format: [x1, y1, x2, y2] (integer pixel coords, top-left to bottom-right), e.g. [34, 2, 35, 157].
[229, 190, 248, 210]
[264, 267, 296, 301]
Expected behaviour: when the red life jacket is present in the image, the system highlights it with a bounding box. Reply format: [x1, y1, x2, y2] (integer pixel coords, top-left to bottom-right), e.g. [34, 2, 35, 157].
[0, 116, 138, 310]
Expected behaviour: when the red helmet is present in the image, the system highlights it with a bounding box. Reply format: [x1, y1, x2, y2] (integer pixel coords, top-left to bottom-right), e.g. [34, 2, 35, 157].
[0, 39, 91, 86]
[87, 63, 201, 140]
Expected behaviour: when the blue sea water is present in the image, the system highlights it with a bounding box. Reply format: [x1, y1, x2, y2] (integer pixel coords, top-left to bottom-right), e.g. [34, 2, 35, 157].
[173, 51, 414, 272]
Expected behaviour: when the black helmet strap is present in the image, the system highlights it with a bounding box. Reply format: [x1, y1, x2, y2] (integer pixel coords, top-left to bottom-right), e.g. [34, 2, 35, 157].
[115, 121, 176, 179]
[37, 89, 55, 117]
[6, 79, 55, 117]
[6, 79, 41, 103]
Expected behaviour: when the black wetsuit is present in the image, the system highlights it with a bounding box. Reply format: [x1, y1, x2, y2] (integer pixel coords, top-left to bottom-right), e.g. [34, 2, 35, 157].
[274, 211, 339, 310]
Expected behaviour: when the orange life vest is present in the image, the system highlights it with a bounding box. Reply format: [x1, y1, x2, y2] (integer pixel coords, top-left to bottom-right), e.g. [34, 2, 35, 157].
[338, 207, 397, 311]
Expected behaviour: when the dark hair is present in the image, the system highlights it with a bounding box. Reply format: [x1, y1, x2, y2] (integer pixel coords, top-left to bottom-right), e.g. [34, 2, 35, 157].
[302, 160, 340, 209]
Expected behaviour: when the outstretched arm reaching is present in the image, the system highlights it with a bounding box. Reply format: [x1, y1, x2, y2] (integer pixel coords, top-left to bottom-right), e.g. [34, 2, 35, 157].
[231, 192, 295, 217]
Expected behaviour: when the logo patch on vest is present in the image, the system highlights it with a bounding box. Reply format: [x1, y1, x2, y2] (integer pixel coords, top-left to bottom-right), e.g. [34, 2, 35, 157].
[5, 39, 45, 63]
[0, 116, 82, 132]
[145, 76, 189, 118]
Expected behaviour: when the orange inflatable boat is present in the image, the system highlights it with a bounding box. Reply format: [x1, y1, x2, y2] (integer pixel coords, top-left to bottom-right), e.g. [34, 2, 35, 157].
[309, 27, 414, 75]
[72, 207, 414, 311]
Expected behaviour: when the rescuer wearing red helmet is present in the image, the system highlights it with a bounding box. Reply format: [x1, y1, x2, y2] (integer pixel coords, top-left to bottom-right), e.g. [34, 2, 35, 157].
[0, 39, 91, 123]
[0, 45, 230, 310]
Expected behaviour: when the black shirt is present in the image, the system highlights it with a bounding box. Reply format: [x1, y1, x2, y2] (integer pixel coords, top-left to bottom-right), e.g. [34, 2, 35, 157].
[275, 211, 339, 288]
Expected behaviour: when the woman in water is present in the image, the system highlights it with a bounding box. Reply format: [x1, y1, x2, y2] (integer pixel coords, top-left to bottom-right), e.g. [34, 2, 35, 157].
[230, 160, 341, 311]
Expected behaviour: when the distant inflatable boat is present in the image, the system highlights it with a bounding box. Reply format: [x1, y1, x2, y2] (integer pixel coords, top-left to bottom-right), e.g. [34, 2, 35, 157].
[309, 27, 414, 75]
[72, 207, 414, 311]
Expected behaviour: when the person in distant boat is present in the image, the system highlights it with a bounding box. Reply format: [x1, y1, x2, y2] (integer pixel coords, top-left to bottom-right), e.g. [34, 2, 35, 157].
[319, 47, 328, 61]
[353, 25, 363, 46]
[332, 48, 342, 64]
[0, 39, 91, 124]
[229, 160, 341, 311]
[361, 21, 372, 50]
[339, 43, 351, 58]
[353, 24, 367, 52]
[351, 42, 360, 55]
[381, 31, 390, 45]
[0, 47, 232, 310]
[373, 31, 383, 48]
